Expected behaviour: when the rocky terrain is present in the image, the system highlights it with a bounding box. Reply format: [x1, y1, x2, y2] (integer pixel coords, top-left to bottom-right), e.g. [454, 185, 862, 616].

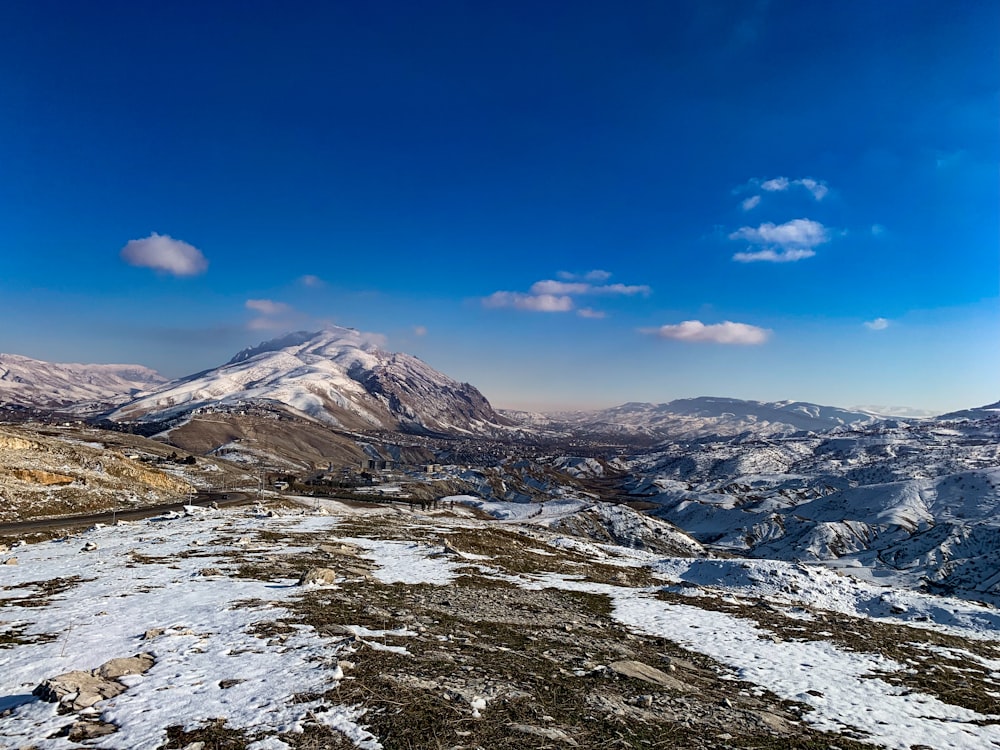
[0, 423, 251, 523]
[4, 499, 1000, 750]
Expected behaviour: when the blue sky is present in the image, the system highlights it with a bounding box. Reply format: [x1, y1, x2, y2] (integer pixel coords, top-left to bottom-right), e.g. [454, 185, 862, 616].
[1, 0, 997, 412]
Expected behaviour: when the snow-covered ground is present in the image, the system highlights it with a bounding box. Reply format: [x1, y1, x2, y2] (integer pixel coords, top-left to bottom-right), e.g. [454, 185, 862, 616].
[3, 500, 1000, 749]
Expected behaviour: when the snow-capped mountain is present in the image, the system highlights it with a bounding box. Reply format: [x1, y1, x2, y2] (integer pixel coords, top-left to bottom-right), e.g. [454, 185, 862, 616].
[508, 396, 882, 440]
[109, 328, 511, 435]
[0, 352, 166, 414]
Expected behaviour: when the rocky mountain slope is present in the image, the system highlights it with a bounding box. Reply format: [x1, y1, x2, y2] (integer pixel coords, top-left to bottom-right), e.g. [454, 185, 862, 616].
[0, 353, 166, 415]
[507, 396, 883, 441]
[603, 409, 1000, 605]
[109, 328, 512, 436]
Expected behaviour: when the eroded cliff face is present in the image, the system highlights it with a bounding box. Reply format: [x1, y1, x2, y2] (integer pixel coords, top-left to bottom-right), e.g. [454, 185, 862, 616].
[0, 425, 194, 522]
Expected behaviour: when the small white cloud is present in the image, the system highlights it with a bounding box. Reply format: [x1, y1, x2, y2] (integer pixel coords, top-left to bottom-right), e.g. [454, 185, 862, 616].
[482, 291, 574, 312]
[640, 320, 771, 345]
[558, 269, 612, 282]
[597, 283, 650, 296]
[299, 274, 324, 287]
[577, 308, 606, 319]
[530, 280, 651, 296]
[120, 232, 208, 276]
[741, 195, 761, 211]
[245, 299, 292, 315]
[733, 248, 816, 263]
[729, 218, 829, 262]
[761, 177, 790, 192]
[797, 178, 828, 200]
[749, 177, 828, 201]
[413, 325, 428, 336]
[864, 317, 889, 331]
[871, 224, 886, 237]
[531, 280, 591, 295]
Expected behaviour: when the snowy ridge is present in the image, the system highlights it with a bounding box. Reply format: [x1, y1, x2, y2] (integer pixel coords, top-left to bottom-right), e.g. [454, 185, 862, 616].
[620, 415, 1000, 604]
[508, 396, 884, 440]
[108, 328, 510, 435]
[0, 353, 166, 414]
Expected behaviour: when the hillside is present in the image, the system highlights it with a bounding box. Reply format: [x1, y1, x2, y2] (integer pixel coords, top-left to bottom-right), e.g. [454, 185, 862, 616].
[0, 353, 166, 415]
[109, 328, 511, 436]
[3, 499, 1000, 749]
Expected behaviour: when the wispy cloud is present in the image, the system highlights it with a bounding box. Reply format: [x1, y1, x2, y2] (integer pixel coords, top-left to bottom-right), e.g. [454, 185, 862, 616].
[413, 325, 428, 336]
[864, 317, 890, 331]
[244, 298, 307, 331]
[482, 291, 574, 312]
[871, 224, 886, 237]
[754, 176, 829, 200]
[729, 218, 829, 262]
[733, 248, 817, 263]
[484, 271, 649, 317]
[531, 279, 651, 296]
[245, 299, 292, 315]
[640, 320, 771, 345]
[120, 232, 208, 276]
[299, 274, 324, 287]
[741, 195, 761, 211]
[557, 269, 612, 282]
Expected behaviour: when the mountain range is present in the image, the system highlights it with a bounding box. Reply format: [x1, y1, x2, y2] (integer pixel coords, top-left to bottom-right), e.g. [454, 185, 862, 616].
[0, 329, 991, 442]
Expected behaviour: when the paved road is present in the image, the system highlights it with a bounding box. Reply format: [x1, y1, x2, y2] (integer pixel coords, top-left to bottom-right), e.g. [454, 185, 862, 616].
[0, 492, 253, 537]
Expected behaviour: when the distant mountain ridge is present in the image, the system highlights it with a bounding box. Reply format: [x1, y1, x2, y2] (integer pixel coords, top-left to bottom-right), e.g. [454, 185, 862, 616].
[0, 352, 166, 414]
[505, 396, 885, 440]
[108, 327, 511, 435]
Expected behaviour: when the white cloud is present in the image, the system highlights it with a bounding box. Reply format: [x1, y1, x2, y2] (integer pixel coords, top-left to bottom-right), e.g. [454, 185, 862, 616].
[299, 274, 324, 287]
[558, 269, 612, 282]
[482, 291, 574, 312]
[729, 218, 829, 262]
[577, 308, 606, 319]
[120, 232, 208, 276]
[864, 317, 890, 331]
[797, 178, 828, 200]
[733, 248, 816, 263]
[598, 283, 650, 296]
[530, 280, 651, 296]
[531, 280, 591, 295]
[245, 299, 292, 315]
[750, 177, 828, 201]
[640, 320, 772, 345]
[741, 195, 761, 211]
[871, 224, 886, 237]
[413, 325, 428, 336]
[761, 177, 790, 192]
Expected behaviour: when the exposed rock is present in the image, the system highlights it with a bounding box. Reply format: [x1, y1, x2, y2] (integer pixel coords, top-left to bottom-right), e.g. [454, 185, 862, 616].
[7, 468, 76, 486]
[33, 653, 155, 711]
[68, 719, 117, 741]
[3, 556, 17, 565]
[609, 660, 693, 692]
[510, 724, 579, 746]
[95, 653, 154, 680]
[298, 567, 339, 586]
[33, 670, 127, 710]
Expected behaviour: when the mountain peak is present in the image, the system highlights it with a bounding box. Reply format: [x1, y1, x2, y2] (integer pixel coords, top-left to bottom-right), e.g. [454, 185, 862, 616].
[112, 328, 509, 435]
